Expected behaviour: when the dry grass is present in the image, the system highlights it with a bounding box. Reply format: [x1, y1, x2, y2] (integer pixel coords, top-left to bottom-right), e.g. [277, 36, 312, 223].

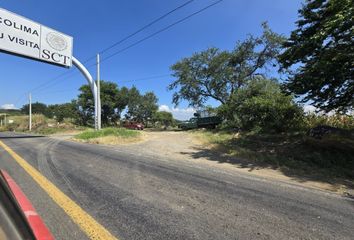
[192, 129, 354, 180]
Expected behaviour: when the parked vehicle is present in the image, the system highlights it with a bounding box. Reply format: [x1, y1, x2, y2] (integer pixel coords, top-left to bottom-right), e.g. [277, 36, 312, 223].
[123, 122, 144, 130]
[178, 116, 222, 130]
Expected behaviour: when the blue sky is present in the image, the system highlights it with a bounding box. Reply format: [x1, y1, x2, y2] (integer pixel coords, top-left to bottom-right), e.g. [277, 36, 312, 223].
[0, 0, 303, 120]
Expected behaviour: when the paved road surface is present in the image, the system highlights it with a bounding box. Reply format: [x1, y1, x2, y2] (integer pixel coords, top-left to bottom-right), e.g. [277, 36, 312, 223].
[0, 132, 353, 240]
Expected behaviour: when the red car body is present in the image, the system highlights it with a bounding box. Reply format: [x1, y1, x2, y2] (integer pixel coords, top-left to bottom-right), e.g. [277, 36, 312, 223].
[0, 170, 54, 240]
[123, 122, 144, 130]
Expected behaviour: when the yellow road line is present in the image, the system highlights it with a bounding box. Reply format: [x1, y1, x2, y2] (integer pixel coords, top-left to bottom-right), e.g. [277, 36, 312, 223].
[0, 140, 118, 240]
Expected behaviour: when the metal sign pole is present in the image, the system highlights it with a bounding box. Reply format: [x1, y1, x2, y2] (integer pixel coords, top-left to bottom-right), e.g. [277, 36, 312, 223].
[72, 56, 98, 130]
[29, 93, 32, 131]
[97, 54, 101, 130]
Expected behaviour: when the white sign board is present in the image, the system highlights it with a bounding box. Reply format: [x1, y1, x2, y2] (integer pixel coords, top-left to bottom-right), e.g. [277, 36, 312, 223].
[0, 8, 73, 67]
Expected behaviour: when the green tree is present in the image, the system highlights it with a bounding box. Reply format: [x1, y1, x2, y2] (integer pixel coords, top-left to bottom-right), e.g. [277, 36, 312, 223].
[153, 111, 174, 128]
[21, 102, 48, 115]
[77, 81, 128, 126]
[47, 102, 78, 122]
[222, 78, 303, 132]
[279, 0, 354, 112]
[168, 23, 284, 107]
[126, 90, 158, 124]
[77, 84, 96, 126]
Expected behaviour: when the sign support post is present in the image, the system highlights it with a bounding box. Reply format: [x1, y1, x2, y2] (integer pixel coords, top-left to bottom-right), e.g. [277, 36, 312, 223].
[29, 93, 32, 131]
[97, 54, 101, 130]
[72, 57, 100, 130]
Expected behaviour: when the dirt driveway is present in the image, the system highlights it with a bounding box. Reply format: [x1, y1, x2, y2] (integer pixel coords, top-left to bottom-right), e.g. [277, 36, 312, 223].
[129, 130, 204, 160]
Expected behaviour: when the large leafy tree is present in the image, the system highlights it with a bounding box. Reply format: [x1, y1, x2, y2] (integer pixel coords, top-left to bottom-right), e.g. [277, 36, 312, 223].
[21, 102, 48, 115]
[77, 81, 128, 126]
[126, 89, 158, 123]
[47, 102, 78, 122]
[168, 23, 284, 107]
[279, 0, 354, 112]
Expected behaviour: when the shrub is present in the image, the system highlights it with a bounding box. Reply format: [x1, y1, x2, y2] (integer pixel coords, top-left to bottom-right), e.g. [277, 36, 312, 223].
[222, 78, 303, 132]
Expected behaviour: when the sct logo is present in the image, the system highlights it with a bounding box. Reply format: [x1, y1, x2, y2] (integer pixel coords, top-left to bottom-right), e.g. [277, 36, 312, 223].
[46, 32, 67, 51]
[41, 32, 71, 66]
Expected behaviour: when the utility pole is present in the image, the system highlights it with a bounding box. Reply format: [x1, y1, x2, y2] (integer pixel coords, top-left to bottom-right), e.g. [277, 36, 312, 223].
[4, 114, 6, 126]
[97, 53, 101, 130]
[29, 93, 32, 131]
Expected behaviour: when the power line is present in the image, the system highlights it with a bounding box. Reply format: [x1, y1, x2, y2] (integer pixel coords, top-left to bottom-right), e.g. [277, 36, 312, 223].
[32, 73, 170, 96]
[42, 0, 223, 96]
[117, 74, 171, 84]
[100, 0, 224, 64]
[21, 0, 195, 95]
[15, 0, 223, 102]
[99, 0, 195, 54]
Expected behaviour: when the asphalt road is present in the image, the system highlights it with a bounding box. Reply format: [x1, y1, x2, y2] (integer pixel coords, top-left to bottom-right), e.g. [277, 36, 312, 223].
[0, 132, 353, 240]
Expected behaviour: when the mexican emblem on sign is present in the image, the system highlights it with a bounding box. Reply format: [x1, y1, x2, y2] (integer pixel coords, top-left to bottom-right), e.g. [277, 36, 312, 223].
[46, 32, 68, 51]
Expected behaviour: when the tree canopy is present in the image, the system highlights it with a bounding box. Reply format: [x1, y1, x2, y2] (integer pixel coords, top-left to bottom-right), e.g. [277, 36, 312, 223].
[168, 23, 284, 107]
[279, 0, 354, 113]
[77, 81, 129, 126]
[21, 102, 48, 115]
[47, 102, 78, 122]
[126, 89, 159, 123]
[153, 111, 174, 128]
[76, 82, 158, 126]
[220, 78, 304, 132]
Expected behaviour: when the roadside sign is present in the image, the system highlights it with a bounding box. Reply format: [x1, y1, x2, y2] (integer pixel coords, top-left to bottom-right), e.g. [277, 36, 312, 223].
[0, 8, 73, 67]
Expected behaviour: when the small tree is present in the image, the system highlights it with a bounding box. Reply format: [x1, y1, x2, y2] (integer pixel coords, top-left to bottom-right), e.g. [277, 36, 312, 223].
[153, 111, 174, 129]
[224, 78, 303, 132]
[47, 102, 78, 122]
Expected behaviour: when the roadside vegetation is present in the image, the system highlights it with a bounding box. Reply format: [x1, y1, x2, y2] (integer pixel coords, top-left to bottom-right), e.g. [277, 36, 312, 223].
[74, 128, 142, 144]
[1, 0, 352, 186]
[168, 0, 353, 184]
[194, 119, 354, 181]
[0, 114, 84, 135]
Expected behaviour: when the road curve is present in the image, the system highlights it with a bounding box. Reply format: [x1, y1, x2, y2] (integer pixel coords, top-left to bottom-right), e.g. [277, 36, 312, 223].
[0, 132, 353, 240]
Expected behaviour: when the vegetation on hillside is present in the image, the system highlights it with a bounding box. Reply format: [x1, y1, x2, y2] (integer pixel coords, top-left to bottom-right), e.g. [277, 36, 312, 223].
[0, 114, 83, 134]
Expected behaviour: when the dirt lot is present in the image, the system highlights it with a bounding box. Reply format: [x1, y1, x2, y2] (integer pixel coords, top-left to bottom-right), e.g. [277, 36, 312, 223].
[100, 130, 353, 195]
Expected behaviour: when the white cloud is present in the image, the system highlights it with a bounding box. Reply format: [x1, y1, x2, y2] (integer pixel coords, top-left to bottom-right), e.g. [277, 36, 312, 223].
[158, 105, 195, 120]
[0, 104, 16, 110]
[158, 105, 170, 112]
[303, 105, 317, 113]
[303, 105, 339, 116]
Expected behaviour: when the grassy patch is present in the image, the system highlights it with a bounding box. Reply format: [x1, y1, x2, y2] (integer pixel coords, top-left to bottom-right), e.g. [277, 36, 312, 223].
[35, 126, 87, 135]
[74, 128, 142, 144]
[193, 129, 354, 180]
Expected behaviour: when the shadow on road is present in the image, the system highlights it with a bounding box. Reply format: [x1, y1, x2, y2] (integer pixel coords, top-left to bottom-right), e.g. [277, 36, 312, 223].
[0, 135, 45, 139]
